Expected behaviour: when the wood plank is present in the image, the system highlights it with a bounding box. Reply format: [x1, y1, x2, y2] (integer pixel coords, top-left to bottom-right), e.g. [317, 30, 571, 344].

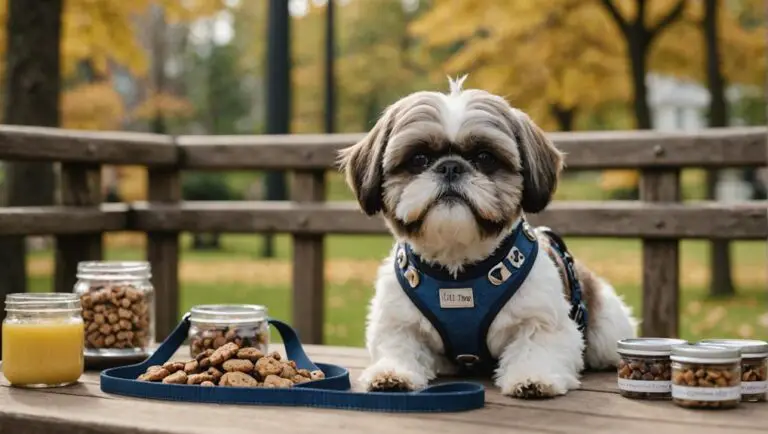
[640, 170, 681, 338]
[0, 125, 176, 165]
[0, 204, 127, 235]
[129, 200, 768, 239]
[177, 127, 767, 170]
[54, 163, 103, 293]
[291, 170, 326, 344]
[146, 167, 181, 342]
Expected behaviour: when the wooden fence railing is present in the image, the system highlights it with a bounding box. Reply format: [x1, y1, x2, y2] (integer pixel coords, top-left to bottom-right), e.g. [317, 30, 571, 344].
[0, 125, 765, 344]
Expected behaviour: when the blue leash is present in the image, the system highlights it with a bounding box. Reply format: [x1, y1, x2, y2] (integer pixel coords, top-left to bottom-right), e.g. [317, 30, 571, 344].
[100, 314, 486, 413]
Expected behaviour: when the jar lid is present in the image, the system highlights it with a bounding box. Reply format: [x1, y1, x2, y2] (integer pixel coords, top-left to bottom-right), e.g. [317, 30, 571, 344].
[670, 343, 741, 364]
[77, 261, 151, 280]
[617, 338, 688, 356]
[189, 304, 267, 325]
[698, 339, 768, 358]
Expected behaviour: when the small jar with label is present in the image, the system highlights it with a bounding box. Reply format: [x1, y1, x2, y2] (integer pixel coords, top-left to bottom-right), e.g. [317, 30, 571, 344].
[699, 339, 767, 402]
[188, 304, 269, 358]
[616, 337, 688, 399]
[2, 293, 84, 388]
[671, 343, 741, 409]
[73, 261, 155, 357]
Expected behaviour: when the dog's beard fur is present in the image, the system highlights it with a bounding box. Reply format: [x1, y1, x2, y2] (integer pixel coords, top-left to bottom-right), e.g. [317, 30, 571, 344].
[340, 75, 563, 276]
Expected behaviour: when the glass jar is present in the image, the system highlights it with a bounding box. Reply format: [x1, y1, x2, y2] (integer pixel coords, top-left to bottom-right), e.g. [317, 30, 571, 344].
[188, 304, 269, 358]
[73, 261, 155, 357]
[699, 339, 768, 402]
[2, 293, 84, 388]
[671, 343, 741, 409]
[616, 337, 688, 399]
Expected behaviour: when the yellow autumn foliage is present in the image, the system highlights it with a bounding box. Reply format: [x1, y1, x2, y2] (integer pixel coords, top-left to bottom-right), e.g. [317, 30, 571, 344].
[132, 92, 196, 121]
[61, 83, 125, 130]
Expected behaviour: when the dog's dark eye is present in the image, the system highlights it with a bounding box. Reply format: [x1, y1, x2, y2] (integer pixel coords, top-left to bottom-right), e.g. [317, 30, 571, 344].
[473, 151, 498, 173]
[408, 153, 431, 172]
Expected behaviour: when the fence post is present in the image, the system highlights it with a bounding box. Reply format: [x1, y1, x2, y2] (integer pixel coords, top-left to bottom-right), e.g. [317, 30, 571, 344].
[639, 169, 681, 337]
[146, 165, 181, 342]
[291, 170, 325, 344]
[54, 163, 103, 293]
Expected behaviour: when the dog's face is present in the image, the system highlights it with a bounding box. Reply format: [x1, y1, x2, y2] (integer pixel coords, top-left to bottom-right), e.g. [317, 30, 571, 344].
[339, 77, 563, 268]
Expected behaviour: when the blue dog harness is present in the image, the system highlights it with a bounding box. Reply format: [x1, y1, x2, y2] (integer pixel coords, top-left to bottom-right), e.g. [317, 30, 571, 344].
[394, 219, 587, 373]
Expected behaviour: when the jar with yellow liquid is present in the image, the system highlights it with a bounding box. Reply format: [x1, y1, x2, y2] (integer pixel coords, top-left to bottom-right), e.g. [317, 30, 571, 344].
[2, 293, 85, 388]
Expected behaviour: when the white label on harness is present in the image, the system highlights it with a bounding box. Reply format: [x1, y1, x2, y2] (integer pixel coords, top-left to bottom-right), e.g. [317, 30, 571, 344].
[439, 288, 474, 308]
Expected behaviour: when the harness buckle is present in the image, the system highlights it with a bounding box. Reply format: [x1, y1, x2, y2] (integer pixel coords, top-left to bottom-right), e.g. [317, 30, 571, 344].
[455, 354, 480, 367]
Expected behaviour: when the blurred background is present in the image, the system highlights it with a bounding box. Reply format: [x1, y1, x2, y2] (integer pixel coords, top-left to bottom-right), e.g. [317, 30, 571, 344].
[0, 0, 765, 344]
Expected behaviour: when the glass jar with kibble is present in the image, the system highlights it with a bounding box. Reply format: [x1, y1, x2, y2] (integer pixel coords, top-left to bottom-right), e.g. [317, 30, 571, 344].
[73, 261, 155, 357]
[188, 304, 269, 359]
[616, 337, 688, 399]
[699, 339, 767, 402]
[671, 343, 742, 409]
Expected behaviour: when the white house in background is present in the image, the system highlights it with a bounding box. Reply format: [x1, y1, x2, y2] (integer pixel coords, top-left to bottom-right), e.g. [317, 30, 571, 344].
[647, 73, 757, 201]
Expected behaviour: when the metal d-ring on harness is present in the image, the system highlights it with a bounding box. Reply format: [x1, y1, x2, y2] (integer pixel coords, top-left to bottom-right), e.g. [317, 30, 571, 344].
[394, 219, 589, 375]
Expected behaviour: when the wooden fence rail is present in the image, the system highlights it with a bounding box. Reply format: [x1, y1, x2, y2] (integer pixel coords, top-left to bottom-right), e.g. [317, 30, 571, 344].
[0, 125, 765, 344]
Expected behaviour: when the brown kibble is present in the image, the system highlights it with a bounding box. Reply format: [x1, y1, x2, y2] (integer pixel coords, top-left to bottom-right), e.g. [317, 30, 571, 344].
[125, 288, 141, 302]
[209, 342, 239, 365]
[120, 298, 132, 308]
[162, 361, 185, 374]
[141, 367, 170, 381]
[280, 363, 298, 379]
[200, 381, 216, 387]
[292, 375, 310, 384]
[296, 369, 312, 378]
[207, 367, 224, 382]
[184, 360, 199, 374]
[94, 313, 106, 325]
[112, 323, 121, 333]
[267, 351, 282, 361]
[107, 312, 119, 324]
[118, 308, 133, 319]
[236, 347, 264, 362]
[93, 304, 106, 313]
[199, 357, 211, 369]
[222, 359, 254, 373]
[263, 374, 293, 389]
[255, 357, 283, 378]
[195, 349, 214, 362]
[119, 319, 132, 330]
[187, 373, 216, 385]
[86, 322, 99, 333]
[162, 371, 188, 384]
[83, 310, 94, 321]
[104, 334, 116, 346]
[98, 323, 112, 335]
[220, 371, 259, 387]
[310, 370, 325, 380]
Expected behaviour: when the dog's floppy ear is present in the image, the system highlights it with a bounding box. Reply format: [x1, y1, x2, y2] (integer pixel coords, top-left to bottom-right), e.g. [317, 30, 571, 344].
[337, 106, 397, 216]
[511, 109, 564, 213]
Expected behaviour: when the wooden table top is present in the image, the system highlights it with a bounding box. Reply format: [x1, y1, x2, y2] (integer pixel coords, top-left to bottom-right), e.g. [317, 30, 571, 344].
[1, 344, 766, 434]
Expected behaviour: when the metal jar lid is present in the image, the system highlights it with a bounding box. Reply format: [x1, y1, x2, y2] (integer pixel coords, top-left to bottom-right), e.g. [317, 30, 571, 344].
[617, 338, 689, 356]
[698, 339, 768, 358]
[670, 343, 741, 364]
[189, 304, 268, 325]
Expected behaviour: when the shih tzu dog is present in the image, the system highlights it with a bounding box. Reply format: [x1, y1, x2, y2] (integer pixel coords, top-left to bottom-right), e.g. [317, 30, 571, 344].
[338, 76, 638, 399]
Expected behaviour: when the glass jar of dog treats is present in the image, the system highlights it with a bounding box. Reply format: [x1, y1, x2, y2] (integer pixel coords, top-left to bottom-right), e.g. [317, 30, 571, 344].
[671, 343, 741, 409]
[188, 304, 269, 359]
[699, 339, 768, 402]
[616, 337, 688, 399]
[73, 261, 155, 357]
[2, 293, 84, 388]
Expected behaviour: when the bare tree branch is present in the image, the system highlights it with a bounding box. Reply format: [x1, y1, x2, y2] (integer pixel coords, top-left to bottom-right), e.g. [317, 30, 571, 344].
[648, 0, 687, 37]
[599, 0, 629, 35]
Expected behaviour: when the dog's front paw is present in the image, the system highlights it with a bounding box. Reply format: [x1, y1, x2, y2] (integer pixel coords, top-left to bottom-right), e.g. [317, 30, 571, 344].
[358, 359, 426, 392]
[498, 372, 578, 400]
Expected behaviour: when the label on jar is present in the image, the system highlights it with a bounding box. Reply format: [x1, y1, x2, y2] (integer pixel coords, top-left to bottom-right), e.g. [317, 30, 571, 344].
[672, 385, 741, 401]
[742, 381, 767, 395]
[617, 378, 671, 393]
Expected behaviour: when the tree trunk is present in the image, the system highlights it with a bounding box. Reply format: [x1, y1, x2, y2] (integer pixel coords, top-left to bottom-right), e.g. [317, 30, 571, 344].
[551, 105, 575, 131]
[262, 0, 291, 257]
[0, 0, 63, 358]
[627, 31, 653, 129]
[703, 0, 733, 297]
[324, 0, 335, 134]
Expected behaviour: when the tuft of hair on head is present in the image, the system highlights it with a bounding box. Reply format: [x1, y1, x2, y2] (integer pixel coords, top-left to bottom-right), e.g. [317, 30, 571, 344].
[447, 74, 468, 96]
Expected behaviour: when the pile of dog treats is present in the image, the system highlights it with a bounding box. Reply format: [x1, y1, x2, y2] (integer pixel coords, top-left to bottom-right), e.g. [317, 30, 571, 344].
[137, 342, 325, 388]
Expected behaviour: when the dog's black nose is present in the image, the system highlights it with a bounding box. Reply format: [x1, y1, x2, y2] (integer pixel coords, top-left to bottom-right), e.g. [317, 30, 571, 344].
[435, 160, 465, 182]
